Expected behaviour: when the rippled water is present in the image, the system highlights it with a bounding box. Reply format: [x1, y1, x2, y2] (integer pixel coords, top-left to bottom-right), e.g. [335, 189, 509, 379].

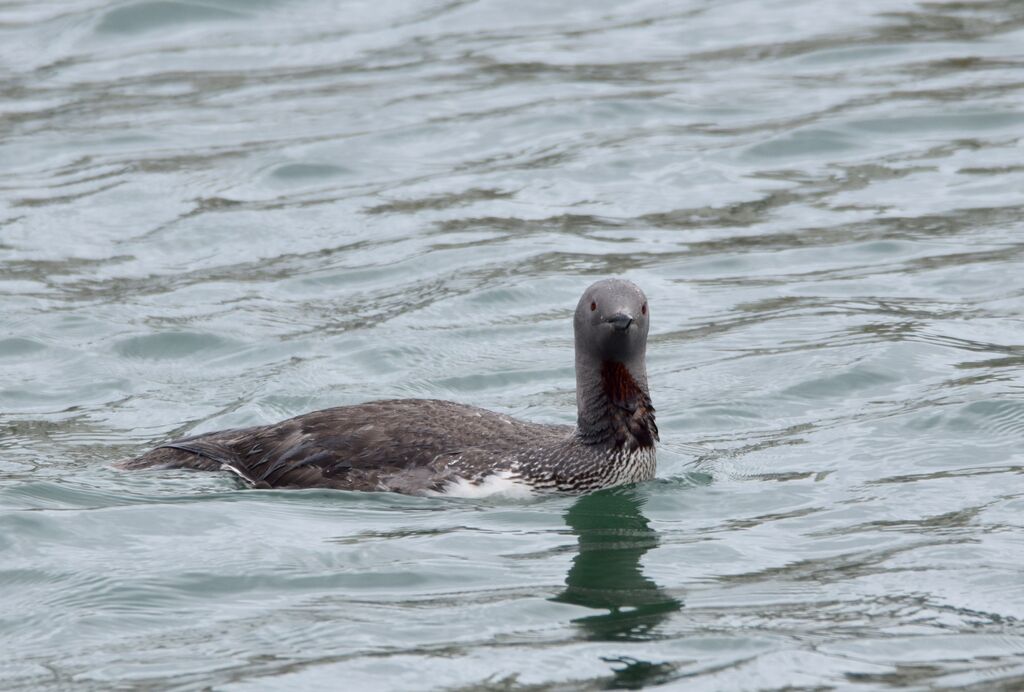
[3, 0, 1024, 689]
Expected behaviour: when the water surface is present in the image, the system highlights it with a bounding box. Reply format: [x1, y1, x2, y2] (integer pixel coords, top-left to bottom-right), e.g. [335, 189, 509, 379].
[2, 0, 1024, 689]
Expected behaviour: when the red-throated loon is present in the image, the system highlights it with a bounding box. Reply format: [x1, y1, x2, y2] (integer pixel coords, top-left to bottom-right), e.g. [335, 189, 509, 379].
[118, 279, 658, 497]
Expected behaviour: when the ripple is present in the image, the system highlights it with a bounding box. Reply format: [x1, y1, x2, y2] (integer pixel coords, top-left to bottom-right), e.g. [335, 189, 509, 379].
[113, 331, 236, 360]
[0, 337, 46, 358]
[94, 1, 250, 35]
[3, 0, 1024, 688]
[268, 162, 351, 183]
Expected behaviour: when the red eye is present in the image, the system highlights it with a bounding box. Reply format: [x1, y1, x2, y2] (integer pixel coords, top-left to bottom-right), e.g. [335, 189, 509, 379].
[641, 303, 647, 315]
[590, 301, 596, 311]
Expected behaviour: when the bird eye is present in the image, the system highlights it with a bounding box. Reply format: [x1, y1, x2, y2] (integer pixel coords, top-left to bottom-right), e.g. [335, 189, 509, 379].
[590, 301, 597, 311]
[641, 303, 647, 315]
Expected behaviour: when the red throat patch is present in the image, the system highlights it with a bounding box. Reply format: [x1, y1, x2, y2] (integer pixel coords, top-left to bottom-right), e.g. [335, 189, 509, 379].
[599, 361, 658, 450]
[601, 361, 644, 410]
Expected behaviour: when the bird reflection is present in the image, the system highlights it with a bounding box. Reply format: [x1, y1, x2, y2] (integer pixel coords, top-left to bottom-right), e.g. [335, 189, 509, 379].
[552, 486, 682, 642]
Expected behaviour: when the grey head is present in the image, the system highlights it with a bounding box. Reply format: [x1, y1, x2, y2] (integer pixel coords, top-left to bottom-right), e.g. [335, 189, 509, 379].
[573, 278, 650, 367]
[573, 279, 655, 447]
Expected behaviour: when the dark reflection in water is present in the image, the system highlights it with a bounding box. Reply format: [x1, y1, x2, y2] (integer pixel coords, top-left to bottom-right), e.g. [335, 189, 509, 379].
[554, 488, 682, 640]
[554, 487, 683, 685]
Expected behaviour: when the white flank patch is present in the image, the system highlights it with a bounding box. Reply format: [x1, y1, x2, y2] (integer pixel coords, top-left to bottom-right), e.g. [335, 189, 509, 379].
[220, 462, 254, 485]
[435, 471, 536, 500]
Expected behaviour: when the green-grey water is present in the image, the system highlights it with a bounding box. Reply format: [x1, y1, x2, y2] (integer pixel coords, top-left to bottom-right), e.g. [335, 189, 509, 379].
[3, 1, 1024, 689]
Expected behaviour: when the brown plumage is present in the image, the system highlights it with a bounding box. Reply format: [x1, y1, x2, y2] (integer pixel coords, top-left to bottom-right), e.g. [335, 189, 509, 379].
[600, 361, 658, 451]
[119, 279, 658, 496]
[120, 399, 573, 493]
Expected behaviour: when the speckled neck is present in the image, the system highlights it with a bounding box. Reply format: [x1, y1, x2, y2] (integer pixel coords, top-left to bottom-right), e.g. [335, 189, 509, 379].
[574, 354, 658, 451]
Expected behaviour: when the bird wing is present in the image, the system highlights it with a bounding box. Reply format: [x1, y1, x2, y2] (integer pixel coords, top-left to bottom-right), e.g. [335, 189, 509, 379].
[152, 400, 554, 491]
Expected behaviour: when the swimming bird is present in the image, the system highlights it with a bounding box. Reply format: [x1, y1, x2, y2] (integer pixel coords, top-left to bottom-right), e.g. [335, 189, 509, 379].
[119, 278, 658, 497]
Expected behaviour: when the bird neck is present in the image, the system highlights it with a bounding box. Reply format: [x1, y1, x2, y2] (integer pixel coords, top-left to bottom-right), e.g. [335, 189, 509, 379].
[575, 356, 658, 451]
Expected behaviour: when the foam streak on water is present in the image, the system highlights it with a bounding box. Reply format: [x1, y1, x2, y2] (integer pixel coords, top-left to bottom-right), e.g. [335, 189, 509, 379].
[2, 1, 1024, 689]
